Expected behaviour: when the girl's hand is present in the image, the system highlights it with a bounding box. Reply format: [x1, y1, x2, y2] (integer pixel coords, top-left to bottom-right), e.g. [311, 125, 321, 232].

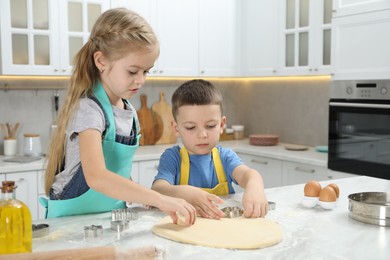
[158, 195, 197, 226]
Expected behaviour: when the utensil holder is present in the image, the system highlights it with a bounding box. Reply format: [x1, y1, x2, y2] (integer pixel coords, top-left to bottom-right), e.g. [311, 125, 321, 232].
[3, 138, 17, 156]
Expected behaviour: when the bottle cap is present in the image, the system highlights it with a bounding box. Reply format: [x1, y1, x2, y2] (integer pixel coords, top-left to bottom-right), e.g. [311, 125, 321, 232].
[1, 181, 16, 193]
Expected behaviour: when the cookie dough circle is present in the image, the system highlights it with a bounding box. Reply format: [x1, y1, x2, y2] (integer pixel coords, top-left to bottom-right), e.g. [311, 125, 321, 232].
[152, 216, 282, 249]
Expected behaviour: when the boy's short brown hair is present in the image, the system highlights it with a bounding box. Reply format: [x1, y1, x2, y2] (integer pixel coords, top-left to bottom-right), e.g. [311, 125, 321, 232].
[171, 79, 223, 119]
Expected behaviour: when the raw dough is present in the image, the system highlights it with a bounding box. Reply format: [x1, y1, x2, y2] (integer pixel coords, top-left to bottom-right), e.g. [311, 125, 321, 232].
[152, 216, 283, 249]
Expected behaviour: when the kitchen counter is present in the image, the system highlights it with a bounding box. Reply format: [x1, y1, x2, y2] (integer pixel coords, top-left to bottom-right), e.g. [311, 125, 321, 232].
[0, 139, 327, 173]
[29, 176, 389, 260]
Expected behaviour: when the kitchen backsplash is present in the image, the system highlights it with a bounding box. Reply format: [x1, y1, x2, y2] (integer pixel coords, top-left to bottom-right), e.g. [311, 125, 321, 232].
[0, 77, 330, 155]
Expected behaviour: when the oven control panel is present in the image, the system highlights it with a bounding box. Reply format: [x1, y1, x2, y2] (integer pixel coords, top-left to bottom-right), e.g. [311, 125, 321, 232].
[330, 80, 390, 100]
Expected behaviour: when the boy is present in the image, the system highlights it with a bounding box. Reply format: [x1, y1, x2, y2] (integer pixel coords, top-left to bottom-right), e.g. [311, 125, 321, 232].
[152, 79, 268, 219]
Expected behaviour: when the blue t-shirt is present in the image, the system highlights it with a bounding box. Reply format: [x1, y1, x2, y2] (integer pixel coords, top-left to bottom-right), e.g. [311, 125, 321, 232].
[154, 145, 243, 194]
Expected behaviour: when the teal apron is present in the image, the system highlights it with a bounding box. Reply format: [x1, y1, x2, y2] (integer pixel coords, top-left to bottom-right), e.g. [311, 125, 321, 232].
[40, 82, 140, 218]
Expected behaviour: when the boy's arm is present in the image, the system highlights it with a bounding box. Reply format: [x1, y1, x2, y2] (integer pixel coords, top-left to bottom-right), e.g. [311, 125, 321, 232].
[152, 179, 225, 219]
[232, 165, 268, 218]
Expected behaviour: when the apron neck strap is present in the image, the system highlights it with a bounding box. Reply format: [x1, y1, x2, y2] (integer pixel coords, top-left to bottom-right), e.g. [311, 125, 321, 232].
[93, 81, 116, 140]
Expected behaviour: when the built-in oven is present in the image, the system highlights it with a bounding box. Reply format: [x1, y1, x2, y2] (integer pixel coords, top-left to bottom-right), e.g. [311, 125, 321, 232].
[328, 80, 390, 180]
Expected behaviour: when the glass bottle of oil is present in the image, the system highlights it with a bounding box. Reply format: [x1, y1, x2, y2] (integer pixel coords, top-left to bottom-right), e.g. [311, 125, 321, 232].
[0, 181, 32, 254]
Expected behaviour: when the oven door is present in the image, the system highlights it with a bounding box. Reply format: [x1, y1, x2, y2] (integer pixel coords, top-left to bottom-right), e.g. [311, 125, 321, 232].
[328, 99, 390, 180]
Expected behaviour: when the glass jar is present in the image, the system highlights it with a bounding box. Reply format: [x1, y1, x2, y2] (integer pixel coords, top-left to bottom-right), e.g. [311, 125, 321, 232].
[231, 125, 245, 140]
[23, 133, 42, 157]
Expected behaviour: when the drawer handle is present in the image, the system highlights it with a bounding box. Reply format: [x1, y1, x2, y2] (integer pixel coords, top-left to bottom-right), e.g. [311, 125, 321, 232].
[294, 166, 315, 173]
[251, 159, 268, 165]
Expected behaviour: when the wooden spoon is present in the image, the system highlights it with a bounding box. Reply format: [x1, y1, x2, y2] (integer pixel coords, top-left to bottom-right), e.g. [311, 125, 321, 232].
[10, 122, 20, 138]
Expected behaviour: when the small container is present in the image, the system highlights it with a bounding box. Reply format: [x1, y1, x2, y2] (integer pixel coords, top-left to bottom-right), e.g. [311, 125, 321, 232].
[3, 138, 17, 156]
[319, 201, 337, 210]
[231, 125, 244, 140]
[23, 134, 42, 157]
[302, 196, 319, 208]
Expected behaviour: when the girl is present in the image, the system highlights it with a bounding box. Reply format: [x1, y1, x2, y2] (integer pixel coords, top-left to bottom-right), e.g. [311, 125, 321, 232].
[41, 8, 196, 225]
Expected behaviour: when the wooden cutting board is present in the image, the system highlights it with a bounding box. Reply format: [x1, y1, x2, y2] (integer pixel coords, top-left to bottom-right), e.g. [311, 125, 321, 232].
[152, 92, 177, 144]
[136, 94, 163, 145]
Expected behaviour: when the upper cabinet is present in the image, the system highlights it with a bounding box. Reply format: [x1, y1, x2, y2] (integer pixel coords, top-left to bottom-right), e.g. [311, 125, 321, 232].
[111, 0, 238, 77]
[198, 0, 238, 77]
[4, 0, 387, 78]
[332, 0, 390, 17]
[331, 1, 390, 80]
[240, 0, 280, 76]
[0, 0, 109, 75]
[279, 0, 333, 76]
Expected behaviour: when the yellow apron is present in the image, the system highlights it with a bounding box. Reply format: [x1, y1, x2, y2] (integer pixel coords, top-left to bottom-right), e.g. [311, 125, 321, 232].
[179, 147, 229, 196]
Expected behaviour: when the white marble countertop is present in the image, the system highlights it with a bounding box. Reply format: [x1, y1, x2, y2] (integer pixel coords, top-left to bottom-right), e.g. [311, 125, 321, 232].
[0, 139, 327, 173]
[30, 176, 390, 260]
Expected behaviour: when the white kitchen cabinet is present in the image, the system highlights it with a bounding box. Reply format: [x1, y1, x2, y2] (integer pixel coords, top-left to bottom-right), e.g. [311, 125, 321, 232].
[240, 0, 280, 76]
[155, 0, 199, 76]
[0, 0, 109, 75]
[331, 9, 390, 80]
[137, 159, 159, 188]
[279, 0, 333, 76]
[236, 153, 283, 188]
[332, 0, 390, 17]
[1, 170, 39, 221]
[111, 0, 238, 77]
[37, 170, 47, 220]
[282, 161, 329, 185]
[198, 0, 239, 77]
[130, 161, 140, 183]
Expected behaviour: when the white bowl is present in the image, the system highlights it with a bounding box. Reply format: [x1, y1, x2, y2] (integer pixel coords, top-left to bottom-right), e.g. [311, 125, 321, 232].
[302, 196, 319, 208]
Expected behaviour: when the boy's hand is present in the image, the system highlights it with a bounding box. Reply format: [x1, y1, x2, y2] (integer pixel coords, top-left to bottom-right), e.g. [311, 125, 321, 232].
[187, 187, 225, 219]
[242, 188, 268, 218]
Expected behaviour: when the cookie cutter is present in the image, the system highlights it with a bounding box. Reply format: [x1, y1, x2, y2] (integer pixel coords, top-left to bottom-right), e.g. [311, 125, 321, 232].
[221, 207, 243, 218]
[111, 208, 138, 221]
[221, 201, 276, 218]
[84, 225, 103, 239]
[268, 201, 276, 210]
[111, 220, 130, 232]
[32, 224, 49, 238]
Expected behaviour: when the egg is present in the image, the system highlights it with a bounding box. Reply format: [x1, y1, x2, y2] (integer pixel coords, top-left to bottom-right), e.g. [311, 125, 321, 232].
[304, 180, 321, 197]
[327, 183, 340, 198]
[319, 186, 337, 202]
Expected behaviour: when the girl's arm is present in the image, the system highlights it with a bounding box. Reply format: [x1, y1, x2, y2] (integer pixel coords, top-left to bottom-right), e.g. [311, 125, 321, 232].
[152, 179, 225, 219]
[79, 129, 196, 225]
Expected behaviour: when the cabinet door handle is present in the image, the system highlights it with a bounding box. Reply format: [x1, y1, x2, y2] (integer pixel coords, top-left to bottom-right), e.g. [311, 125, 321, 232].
[294, 166, 315, 173]
[251, 159, 268, 165]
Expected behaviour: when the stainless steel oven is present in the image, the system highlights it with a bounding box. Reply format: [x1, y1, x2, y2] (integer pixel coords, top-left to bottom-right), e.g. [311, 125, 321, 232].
[328, 80, 390, 180]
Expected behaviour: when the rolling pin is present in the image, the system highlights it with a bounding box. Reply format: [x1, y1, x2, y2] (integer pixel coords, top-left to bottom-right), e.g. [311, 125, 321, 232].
[0, 245, 162, 260]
